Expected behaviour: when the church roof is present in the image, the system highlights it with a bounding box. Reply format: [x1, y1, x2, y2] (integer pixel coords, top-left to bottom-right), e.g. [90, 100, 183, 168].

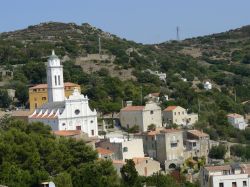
[40, 101, 65, 110]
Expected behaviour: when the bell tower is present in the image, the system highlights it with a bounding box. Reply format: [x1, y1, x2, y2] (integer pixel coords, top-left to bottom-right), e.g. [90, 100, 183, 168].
[47, 50, 65, 102]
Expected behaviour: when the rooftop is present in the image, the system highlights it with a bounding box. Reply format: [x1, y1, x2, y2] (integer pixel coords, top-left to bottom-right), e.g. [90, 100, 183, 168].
[188, 129, 209, 138]
[96, 147, 114, 155]
[121, 106, 145, 111]
[227, 113, 244, 119]
[29, 82, 79, 90]
[53, 130, 81, 137]
[164, 106, 178, 111]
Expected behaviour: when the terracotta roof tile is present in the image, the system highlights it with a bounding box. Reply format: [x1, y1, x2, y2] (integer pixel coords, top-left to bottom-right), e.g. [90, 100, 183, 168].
[29, 82, 79, 90]
[204, 165, 231, 172]
[121, 106, 145, 111]
[164, 106, 178, 111]
[96, 147, 114, 155]
[188, 130, 209, 138]
[112, 160, 125, 164]
[53, 130, 81, 137]
[227, 113, 243, 119]
[151, 92, 160, 97]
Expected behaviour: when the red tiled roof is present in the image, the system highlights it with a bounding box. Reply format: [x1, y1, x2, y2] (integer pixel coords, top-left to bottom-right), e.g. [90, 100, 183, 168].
[161, 128, 182, 133]
[53, 130, 81, 137]
[96, 147, 114, 155]
[151, 92, 160, 97]
[164, 106, 178, 111]
[204, 165, 231, 172]
[227, 113, 243, 119]
[121, 106, 145, 111]
[29, 82, 79, 90]
[188, 130, 209, 138]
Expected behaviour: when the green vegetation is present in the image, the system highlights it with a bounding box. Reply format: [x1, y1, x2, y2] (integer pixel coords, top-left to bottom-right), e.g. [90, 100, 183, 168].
[0, 116, 192, 187]
[0, 22, 250, 144]
[209, 145, 227, 159]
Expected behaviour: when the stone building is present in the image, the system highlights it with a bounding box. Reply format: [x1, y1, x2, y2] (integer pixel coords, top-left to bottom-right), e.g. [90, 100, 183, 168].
[156, 129, 185, 170]
[163, 106, 198, 126]
[97, 138, 144, 160]
[120, 101, 162, 132]
[184, 130, 210, 160]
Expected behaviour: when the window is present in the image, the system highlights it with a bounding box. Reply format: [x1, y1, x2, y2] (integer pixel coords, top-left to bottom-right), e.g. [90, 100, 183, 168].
[193, 142, 196, 147]
[90, 120, 93, 123]
[54, 75, 57, 85]
[171, 143, 177, 148]
[182, 111, 184, 115]
[58, 75, 60, 85]
[75, 109, 80, 115]
[42, 97, 46, 101]
[243, 181, 247, 186]
[76, 126, 81, 130]
[174, 112, 176, 115]
[62, 123, 66, 126]
[219, 182, 224, 187]
[232, 182, 236, 187]
[91, 130, 94, 136]
[150, 110, 154, 114]
[178, 112, 180, 115]
[35, 103, 38, 108]
[123, 147, 128, 152]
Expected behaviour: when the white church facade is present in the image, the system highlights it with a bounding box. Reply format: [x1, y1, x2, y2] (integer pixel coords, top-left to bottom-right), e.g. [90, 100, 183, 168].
[29, 51, 98, 137]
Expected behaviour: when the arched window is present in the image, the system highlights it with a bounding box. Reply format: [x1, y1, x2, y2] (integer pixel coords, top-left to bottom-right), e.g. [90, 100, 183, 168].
[58, 75, 60, 85]
[54, 75, 57, 85]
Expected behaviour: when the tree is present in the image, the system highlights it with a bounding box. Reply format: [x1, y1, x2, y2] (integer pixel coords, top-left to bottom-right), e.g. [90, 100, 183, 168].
[54, 172, 73, 187]
[0, 89, 11, 108]
[145, 172, 180, 187]
[120, 159, 139, 186]
[209, 145, 227, 159]
[72, 160, 119, 187]
[148, 124, 156, 131]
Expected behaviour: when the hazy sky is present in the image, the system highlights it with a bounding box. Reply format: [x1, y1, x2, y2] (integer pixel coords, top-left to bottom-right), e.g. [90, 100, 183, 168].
[1, 0, 250, 44]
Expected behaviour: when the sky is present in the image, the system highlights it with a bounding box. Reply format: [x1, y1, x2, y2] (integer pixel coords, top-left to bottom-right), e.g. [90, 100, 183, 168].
[1, 0, 250, 44]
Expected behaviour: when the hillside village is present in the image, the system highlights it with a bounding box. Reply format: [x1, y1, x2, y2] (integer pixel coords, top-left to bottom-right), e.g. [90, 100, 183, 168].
[0, 22, 250, 187]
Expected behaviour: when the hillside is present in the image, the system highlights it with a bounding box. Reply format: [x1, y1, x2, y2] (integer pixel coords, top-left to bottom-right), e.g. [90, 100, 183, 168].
[1, 22, 250, 143]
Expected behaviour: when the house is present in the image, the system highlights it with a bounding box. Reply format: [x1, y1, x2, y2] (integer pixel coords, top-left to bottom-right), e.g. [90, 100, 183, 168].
[200, 163, 250, 187]
[52, 130, 97, 148]
[144, 92, 160, 103]
[184, 130, 210, 160]
[156, 129, 185, 170]
[96, 138, 144, 160]
[29, 82, 80, 111]
[112, 157, 161, 177]
[134, 128, 165, 159]
[120, 101, 162, 132]
[204, 81, 212, 90]
[96, 147, 114, 160]
[29, 51, 98, 138]
[163, 106, 198, 126]
[227, 113, 248, 130]
[41, 181, 56, 187]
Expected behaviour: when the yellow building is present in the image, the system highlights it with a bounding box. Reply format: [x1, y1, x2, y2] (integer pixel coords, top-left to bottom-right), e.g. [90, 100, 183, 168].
[29, 82, 81, 111]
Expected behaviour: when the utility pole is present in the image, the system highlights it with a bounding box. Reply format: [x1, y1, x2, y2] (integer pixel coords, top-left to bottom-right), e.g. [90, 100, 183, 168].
[140, 86, 143, 105]
[198, 98, 201, 114]
[98, 36, 102, 58]
[234, 88, 237, 102]
[176, 26, 180, 41]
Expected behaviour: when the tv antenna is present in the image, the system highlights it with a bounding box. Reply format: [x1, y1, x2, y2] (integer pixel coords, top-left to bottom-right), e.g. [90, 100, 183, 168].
[176, 26, 180, 41]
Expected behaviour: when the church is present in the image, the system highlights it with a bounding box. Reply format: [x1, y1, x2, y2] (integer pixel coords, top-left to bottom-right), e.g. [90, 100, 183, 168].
[29, 51, 98, 137]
